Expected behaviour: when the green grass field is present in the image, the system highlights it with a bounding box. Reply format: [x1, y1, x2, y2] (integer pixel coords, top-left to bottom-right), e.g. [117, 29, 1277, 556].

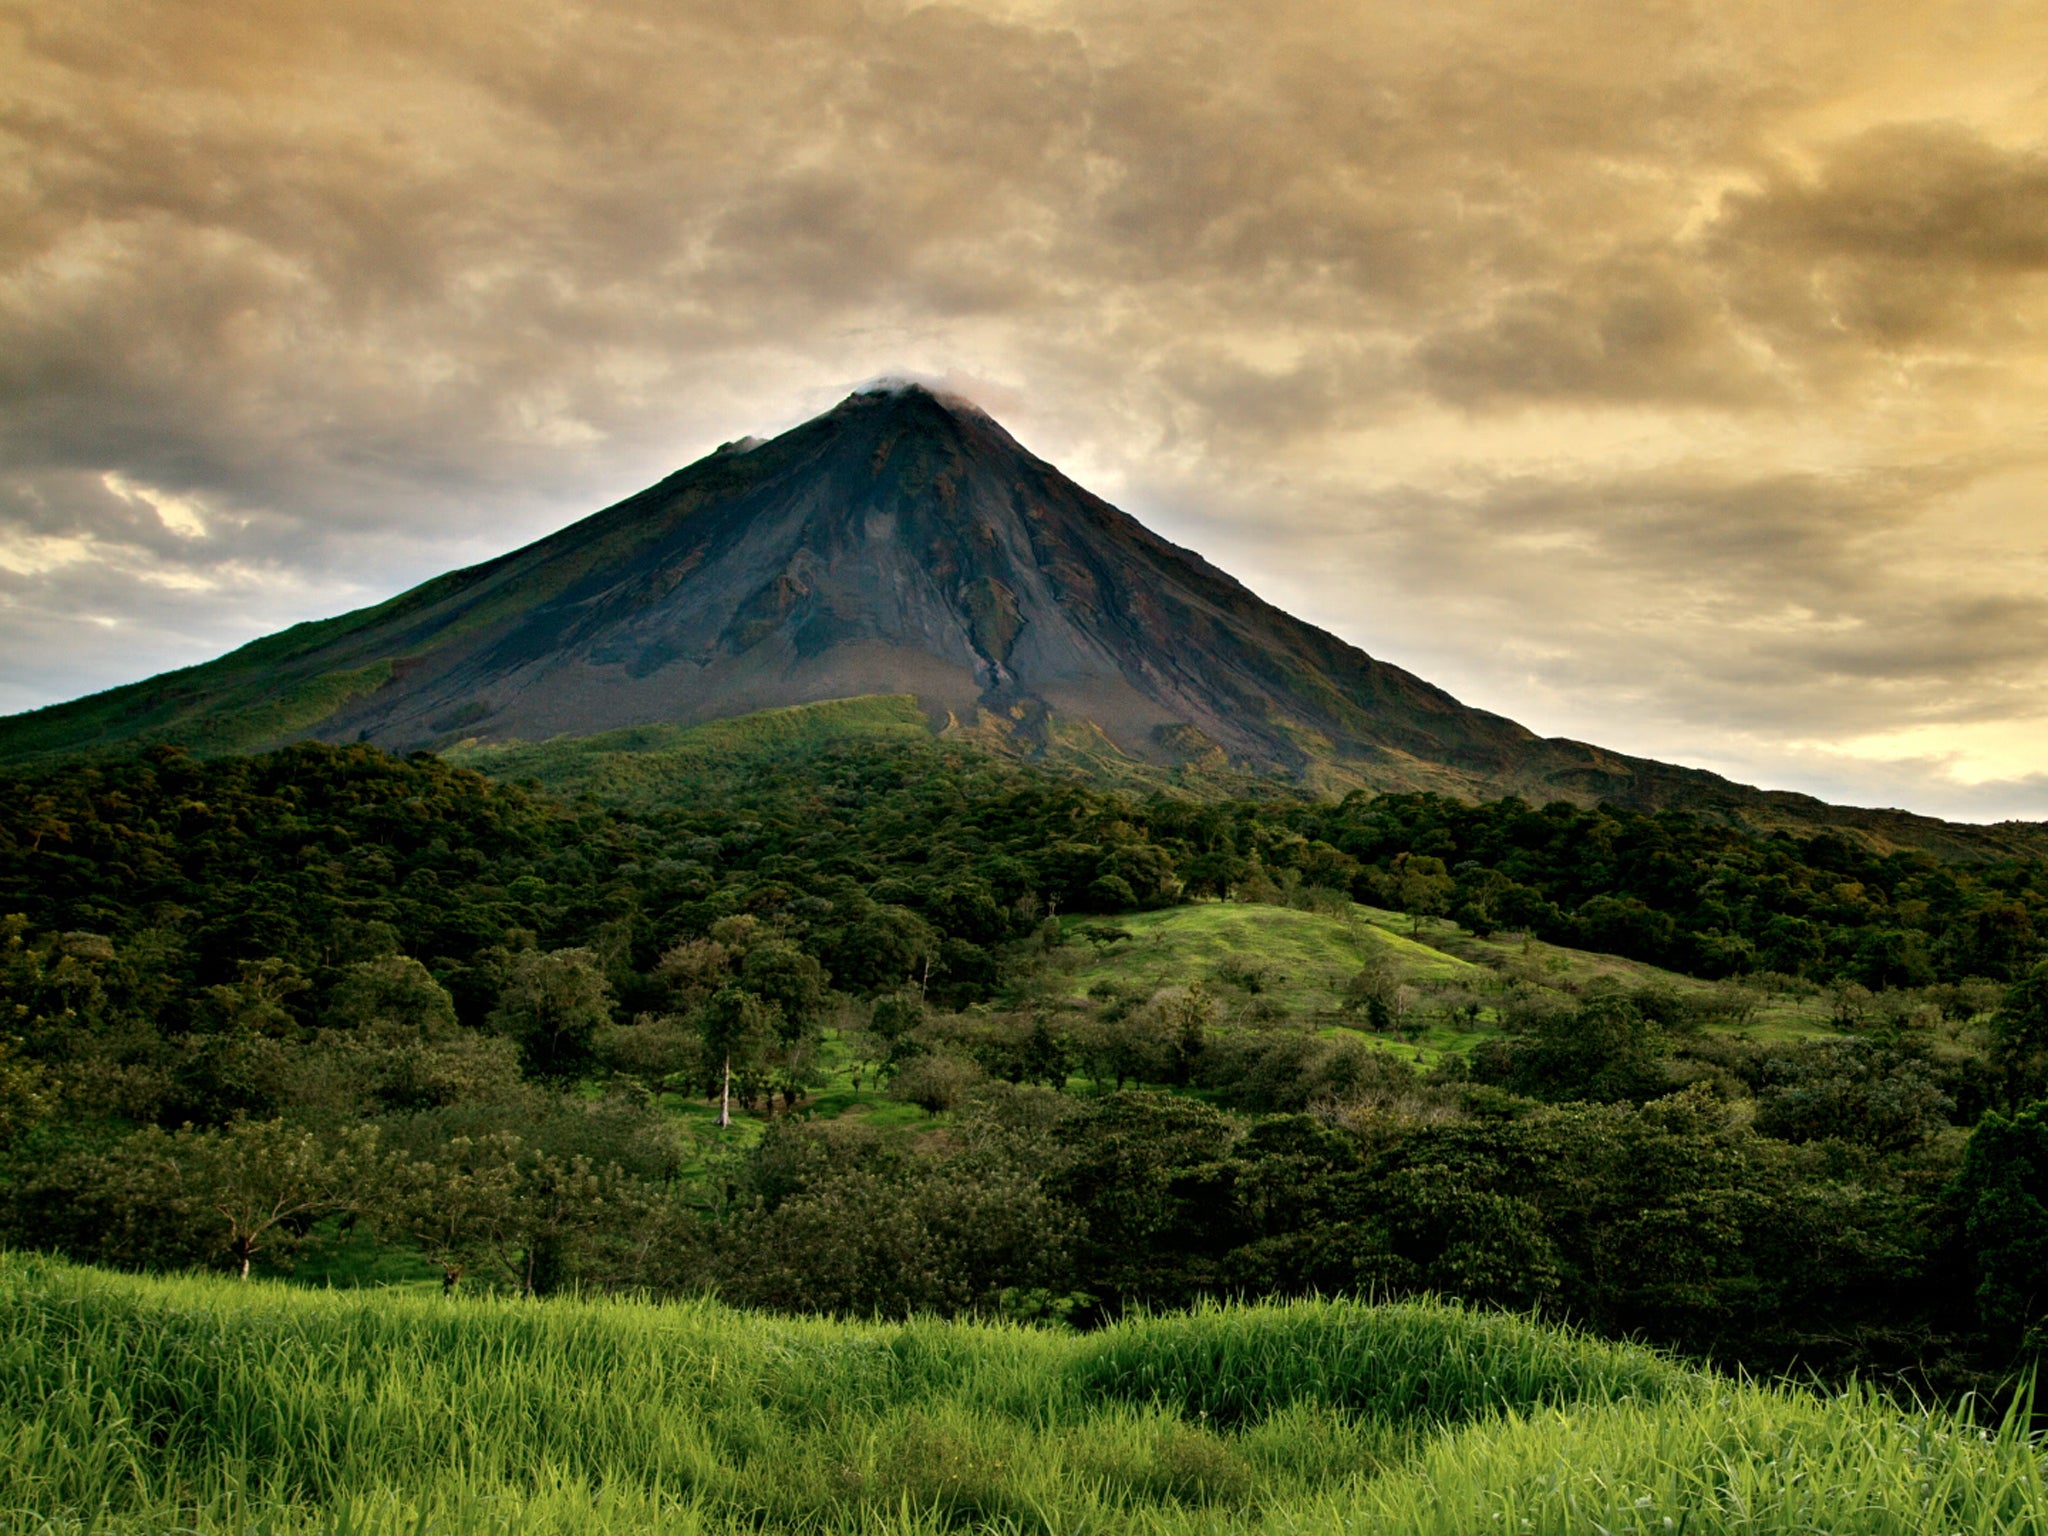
[1054, 901, 1836, 1061]
[2, 1251, 2041, 1535]
[1062, 904, 1477, 1014]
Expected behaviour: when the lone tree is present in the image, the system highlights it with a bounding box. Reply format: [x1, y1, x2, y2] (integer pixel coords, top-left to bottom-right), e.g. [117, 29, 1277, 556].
[1394, 854, 1454, 935]
[697, 986, 780, 1123]
[96, 1118, 378, 1279]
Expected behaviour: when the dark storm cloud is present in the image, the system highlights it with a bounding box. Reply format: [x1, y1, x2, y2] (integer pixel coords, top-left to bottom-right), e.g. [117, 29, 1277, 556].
[3, 0, 2047, 811]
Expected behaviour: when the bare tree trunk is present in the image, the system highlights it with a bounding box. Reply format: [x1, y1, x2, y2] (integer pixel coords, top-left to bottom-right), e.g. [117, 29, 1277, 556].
[718, 1054, 732, 1127]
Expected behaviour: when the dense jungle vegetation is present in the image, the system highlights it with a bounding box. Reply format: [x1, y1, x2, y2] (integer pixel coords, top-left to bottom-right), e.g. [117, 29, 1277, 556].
[4, 736, 2048, 1396]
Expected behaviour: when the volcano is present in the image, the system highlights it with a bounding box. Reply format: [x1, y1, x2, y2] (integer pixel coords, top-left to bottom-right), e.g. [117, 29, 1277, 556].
[5, 383, 2043, 855]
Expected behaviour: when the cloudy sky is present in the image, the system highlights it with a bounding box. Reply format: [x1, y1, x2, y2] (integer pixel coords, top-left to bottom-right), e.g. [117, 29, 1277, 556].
[5, 0, 2048, 819]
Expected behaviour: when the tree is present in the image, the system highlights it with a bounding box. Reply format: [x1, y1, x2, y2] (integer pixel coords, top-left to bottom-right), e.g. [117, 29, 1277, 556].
[697, 986, 780, 1121]
[828, 905, 937, 994]
[1952, 1102, 2048, 1344]
[1851, 927, 1934, 991]
[888, 1052, 985, 1115]
[1373, 1168, 1563, 1311]
[93, 1118, 378, 1279]
[592, 1014, 703, 1089]
[389, 1131, 524, 1294]
[1968, 900, 2039, 981]
[739, 941, 829, 1033]
[1573, 895, 1678, 966]
[0, 1034, 47, 1148]
[1022, 1015, 1073, 1090]
[1991, 962, 2048, 1105]
[489, 948, 613, 1076]
[719, 1158, 1080, 1318]
[312, 954, 517, 1114]
[870, 991, 925, 1041]
[841, 1027, 889, 1092]
[1071, 1009, 1173, 1091]
[1, 918, 113, 1053]
[1477, 991, 1666, 1103]
[166, 957, 310, 1123]
[327, 955, 458, 1036]
[1393, 855, 1453, 934]
[1151, 985, 1213, 1086]
[1449, 866, 1516, 936]
[768, 1032, 828, 1112]
[1753, 1040, 1955, 1152]
[1053, 1092, 1242, 1312]
[1101, 842, 1180, 908]
[1342, 947, 1402, 1031]
[657, 938, 733, 1012]
[386, 1131, 642, 1296]
[370, 1031, 523, 1115]
[200, 957, 307, 1038]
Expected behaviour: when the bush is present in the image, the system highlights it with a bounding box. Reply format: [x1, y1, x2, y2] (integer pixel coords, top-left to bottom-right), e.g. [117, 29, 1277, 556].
[888, 1052, 985, 1115]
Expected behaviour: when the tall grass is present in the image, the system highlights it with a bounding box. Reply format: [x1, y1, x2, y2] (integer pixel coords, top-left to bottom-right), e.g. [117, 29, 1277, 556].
[1076, 1298, 1684, 1426]
[1, 1252, 2040, 1534]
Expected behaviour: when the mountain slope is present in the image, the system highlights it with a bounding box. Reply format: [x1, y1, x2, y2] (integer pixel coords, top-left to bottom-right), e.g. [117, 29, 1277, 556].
[3, 383, 2043, 857]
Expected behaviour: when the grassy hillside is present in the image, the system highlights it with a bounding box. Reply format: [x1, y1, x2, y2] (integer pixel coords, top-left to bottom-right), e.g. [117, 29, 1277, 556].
[445, 694, 942, 803]
[4, 1252, 2043, 1536]
[0, 644, 398, 765]
[1052, 901, 1837, 1061]
[444, 694, 1296, 806]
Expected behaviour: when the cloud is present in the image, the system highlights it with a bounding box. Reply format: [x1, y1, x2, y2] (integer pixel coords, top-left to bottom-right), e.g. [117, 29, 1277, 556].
[101, 474, 208, 538]
[1154, 450, 2048, 795]
[1713, 122, 2048, 363]
[3, 0, 2048, 815]
[1414, 252, 1773, 408]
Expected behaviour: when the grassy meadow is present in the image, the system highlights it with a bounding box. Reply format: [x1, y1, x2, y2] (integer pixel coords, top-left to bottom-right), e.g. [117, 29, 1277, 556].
[4, 1251, 2043, 1536]
[1051, 901, 1838, 1063]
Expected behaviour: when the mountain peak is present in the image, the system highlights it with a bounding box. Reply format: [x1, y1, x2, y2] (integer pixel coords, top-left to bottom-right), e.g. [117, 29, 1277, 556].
[839, 375, 973, 408]
[15, 386, 2038, 860]
[0, 387, 1544, 786]
[828, 378, 1000, 436]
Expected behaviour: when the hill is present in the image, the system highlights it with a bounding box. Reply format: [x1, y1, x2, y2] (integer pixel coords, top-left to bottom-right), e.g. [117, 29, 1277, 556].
[5, 1252, 2042, 1536]
[1044, 900, 1838, 1057]
[2, 385, 2043, 859]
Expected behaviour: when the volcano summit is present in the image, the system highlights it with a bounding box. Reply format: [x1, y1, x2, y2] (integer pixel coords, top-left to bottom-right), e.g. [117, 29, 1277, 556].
[4, 384, 2041, 853]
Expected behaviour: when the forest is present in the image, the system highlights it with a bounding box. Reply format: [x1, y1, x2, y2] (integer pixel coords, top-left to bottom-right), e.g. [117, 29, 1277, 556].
[3, 735, 2047, 1397]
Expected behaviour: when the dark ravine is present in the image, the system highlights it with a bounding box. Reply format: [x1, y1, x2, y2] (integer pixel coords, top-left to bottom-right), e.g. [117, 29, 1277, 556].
[4, 382, 2044, 858]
